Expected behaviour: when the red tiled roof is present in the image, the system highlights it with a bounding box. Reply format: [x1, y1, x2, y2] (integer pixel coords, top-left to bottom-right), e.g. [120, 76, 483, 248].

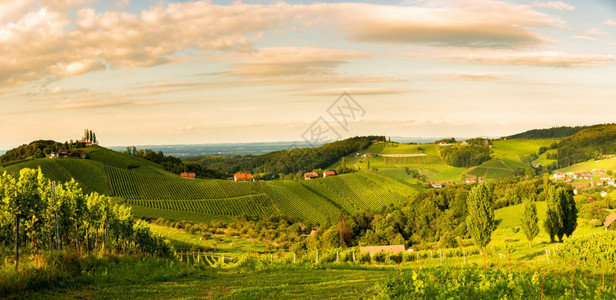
[180, 172, 196, 179]
[305, 172, 318, 178]
[234, 173, 253, 180]
[324, 171, 336, 176]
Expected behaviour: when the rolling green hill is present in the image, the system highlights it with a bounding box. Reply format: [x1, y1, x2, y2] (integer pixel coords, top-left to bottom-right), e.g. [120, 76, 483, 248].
[1, 145, 421, 223]
[329, 139, 556, 183]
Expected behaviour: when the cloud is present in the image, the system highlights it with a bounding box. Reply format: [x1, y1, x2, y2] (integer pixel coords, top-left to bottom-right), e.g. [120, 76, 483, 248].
[227, 47, 369, 77]
[139, 81, 202, 89]
[0, 0, 557, 88]
[532, 1, 575, 11]
[299, 88, 407, 96]
[573, 35, 596, 41]
[606, 19, 616, 26]
[338, 0, 556, 47]
[425, 51, 616, 68]
[441, 72, 509, 81]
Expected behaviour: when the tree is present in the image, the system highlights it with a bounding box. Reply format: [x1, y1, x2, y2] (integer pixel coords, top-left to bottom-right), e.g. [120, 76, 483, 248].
[367, 160, 371, 170]
[520, 195, 539, 247]
[466, 183, 495, 251]
[1, 169, 42, 270]
[337, 214, 354, 246]
[544, 186, 577, 242]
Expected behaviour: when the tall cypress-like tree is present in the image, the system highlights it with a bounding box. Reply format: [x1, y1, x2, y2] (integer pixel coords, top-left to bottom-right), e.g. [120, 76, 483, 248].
[466, 183, 495, 251]
[520, 194, 539, 247]
[544, 186, 577, 242]
[544, 186, 561, 242]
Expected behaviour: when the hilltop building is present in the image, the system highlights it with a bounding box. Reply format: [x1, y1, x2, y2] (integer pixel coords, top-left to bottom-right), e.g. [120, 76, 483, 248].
[304, 172, 319, 180]
[323, 171, 336, 177]
[180, 172, 196, 179]
[234, 173, 254, 181]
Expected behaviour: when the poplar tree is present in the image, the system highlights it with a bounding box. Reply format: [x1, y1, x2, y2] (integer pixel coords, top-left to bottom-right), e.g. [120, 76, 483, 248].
[520, 194, 539, 247]
[466, 183, 495, 251]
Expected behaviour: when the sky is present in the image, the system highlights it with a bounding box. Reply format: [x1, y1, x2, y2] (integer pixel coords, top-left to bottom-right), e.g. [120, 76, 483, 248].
[1, 0, 616, 149]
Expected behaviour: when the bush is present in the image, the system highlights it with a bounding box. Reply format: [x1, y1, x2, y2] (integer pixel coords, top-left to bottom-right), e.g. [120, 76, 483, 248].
[588, 219, 603, 227]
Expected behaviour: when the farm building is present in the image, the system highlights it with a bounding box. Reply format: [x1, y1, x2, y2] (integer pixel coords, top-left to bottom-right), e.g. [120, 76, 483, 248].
[359, 245, 406, 256]
[323, 171, 336, 177]
[604, 213, 616, 231]
[180, 172, 196, 179]
[464, 177, 482, 184]
[362, 153, 376, 158]
[304, 172, 319, 180]
[234, 173, 254, 181]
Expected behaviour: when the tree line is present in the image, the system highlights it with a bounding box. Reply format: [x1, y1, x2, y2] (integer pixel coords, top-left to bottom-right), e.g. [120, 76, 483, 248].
[123, 147, 226, 179]
[194, 136, 382, 179]
[0, 168, 173, 270]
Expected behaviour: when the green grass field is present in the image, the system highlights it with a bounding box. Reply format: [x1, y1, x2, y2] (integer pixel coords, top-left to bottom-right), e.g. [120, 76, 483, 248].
[558, 158, 616, 172]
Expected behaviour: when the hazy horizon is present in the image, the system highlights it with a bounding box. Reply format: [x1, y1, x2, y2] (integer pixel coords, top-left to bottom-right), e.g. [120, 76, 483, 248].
[1, 0, 615, 150]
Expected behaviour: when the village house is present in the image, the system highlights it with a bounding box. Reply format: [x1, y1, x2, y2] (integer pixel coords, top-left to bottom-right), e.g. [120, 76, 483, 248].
[234, 173, 254, 182]
[180, 172, 196, 179]
[304, 172, 319, 180]
[438, 142, 451, 146]
[464, 177, 482, 184]
[604, 213, 616, 231]
[323, 171, 336, 177]
[362, 153, 376, 158]
[596, 181, 605, 186]
[553, 172, 566, 180]
[601, 191, 608, 198]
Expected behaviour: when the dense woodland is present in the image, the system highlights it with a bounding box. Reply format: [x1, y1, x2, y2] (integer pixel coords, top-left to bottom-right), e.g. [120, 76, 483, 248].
[439, 143, 491, 167]
[123, 147, 226, 179]
[507, 125, 590, 139]
[556, 124, 616, 167]
[194, 136, 382, 179]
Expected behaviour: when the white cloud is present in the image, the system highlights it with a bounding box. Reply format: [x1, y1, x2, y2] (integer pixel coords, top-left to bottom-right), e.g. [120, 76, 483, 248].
[605, 19, 616, 26]
[0, 0, 558, 87]
[532, 1, 575, 11]
[573, 35, 596, 41]
[422, 51, 616, 68]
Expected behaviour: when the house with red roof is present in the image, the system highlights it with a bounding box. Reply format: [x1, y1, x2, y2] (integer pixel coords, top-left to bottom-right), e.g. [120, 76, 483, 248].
[304, 172, 319, 180]
[180, 172, 196, 179]
[323, 171, 336, 177]
[234, 173, 254, 181]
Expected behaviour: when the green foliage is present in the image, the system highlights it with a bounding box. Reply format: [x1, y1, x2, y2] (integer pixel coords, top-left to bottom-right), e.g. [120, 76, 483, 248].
[0, 140, 63, 164]
[520, 196, 539, 246]
[196, 136, 382, 178]
[507, 125, 590, 139]
[555, 231, 616, 266]
[465, 183, 495, 249]
[439, 144, 491, 168]
[557, 123, 616, 167]
[0, 168, 173, 262]
[380, 265, 616, 299]
[544, 186, 577, 242]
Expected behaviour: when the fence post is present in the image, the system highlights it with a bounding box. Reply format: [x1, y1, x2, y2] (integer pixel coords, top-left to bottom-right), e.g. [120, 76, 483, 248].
[353, 251, 356, 263]
[293, 252, 296, 264]
[336, 251, 339, 263]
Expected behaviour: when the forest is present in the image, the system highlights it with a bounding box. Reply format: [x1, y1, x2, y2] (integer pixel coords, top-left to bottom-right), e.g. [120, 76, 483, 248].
[194, 136, 383, 178]
[556, 124, 616, 167]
